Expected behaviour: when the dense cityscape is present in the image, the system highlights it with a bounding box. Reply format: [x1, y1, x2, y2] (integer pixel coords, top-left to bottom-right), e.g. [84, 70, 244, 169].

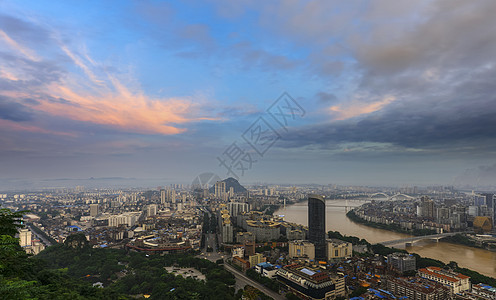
[2, 179, 496, 299]
[2, 0, 496, 299]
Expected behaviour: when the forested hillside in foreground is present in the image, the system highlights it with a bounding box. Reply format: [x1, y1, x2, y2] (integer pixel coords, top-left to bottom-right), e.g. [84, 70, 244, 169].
[1, 208, 238, 299]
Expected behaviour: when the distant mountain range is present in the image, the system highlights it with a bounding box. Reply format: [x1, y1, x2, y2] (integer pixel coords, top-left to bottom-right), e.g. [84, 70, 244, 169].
[209, 177, 247, 194]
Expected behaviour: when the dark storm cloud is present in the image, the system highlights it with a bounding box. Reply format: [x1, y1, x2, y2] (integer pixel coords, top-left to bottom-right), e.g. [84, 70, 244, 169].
[0, 95, 33, 121]
[281, 0, 496, 157]
[284, 64, 496, 151]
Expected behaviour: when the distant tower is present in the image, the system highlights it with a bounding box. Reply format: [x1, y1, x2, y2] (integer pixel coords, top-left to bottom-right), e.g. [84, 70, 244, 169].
[308, 194, 326, 261]
[160, 189, 166, 205]
[215, 181, 226, 199]
[89, 204, 99, 217]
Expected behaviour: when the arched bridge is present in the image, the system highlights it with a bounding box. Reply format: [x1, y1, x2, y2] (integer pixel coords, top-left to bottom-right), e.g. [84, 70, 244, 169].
[377, 232, 460, 247]
[368, 193, 415, 201]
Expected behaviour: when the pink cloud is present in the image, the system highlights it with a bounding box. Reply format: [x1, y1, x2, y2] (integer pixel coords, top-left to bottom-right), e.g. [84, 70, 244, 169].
[0, 29, 40, 61]
[35, 80, 210, 135]
[0, 31, 217, 136]
[329, 95, 396, 120]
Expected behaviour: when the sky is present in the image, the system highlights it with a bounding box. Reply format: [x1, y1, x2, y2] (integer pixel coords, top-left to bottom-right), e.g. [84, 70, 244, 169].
[1, 0, 496, 190]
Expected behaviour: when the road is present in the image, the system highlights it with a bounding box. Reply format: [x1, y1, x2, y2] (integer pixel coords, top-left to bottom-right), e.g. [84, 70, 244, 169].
[197, 246, 283, 299]
[27, 224, 53, 247]
[224, 263, 284, 300]
[199, 207, 282, 299]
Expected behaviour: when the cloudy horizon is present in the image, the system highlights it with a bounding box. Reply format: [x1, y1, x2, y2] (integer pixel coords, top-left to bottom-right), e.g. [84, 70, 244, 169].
[1, 1, 496, 190]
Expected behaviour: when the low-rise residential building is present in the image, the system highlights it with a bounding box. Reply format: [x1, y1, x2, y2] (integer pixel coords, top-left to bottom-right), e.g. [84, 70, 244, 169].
[418, 266, 471, 294]
[469, 283, 496, 299]
[287, 229, 306, 240]
[108, 212, 138, 227]
[386, 276, 450, 300]
[255, 262, 277, 278]
[232, 256, 250, 271]
[246, 219, 280, 242]
[236, 231, 255, 244]
[249, 253, 265, 267]
[327, 239, 352, 262]
[232, 247, 244, 258]
[289, 240, 315, 260]
[276, 264, 345, 300]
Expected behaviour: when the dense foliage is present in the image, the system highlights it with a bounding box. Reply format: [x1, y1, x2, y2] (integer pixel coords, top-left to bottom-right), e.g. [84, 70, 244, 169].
[328, 231, 370, 246]
[37, 235, 237, 299]
[369, 244, 407, 256]
[1, 209, 118, 299]
[246, 268, 280, 293]
[1, 206, 238, 299]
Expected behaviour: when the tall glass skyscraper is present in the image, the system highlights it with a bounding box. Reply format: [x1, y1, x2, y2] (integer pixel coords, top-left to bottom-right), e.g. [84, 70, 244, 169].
[308, 194, 326, 261]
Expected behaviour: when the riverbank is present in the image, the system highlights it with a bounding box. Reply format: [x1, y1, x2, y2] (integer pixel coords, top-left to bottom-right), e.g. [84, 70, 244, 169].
[346, 209, 494, 251]
[275, 200, 496, 277]
[330, 229, 496, 286]
[346, 209, 437, 236]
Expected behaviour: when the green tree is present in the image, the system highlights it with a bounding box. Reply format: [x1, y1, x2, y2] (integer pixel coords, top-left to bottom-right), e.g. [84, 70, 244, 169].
[0, 208, 26, 237]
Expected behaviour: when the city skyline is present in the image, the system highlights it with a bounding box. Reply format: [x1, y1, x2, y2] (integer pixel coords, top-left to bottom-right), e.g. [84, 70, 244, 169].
[1, 1, 496, 189]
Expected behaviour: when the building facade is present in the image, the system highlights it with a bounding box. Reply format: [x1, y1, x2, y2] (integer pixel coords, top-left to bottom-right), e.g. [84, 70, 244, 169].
[327, 239, 352, 262]
[386, 276, 450, 300]
[308, 194, 326, 261]
[418, 266, 471, 294]
[89, 203, 99, 217]
[289, 240, 315, 260]
[277, 264, 345, 300]
[246, 220, 280, 242]
[387, 253, 416, 273]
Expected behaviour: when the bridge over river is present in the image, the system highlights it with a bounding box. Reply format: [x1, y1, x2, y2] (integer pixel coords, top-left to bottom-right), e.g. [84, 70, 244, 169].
[377, 232, 462, 247]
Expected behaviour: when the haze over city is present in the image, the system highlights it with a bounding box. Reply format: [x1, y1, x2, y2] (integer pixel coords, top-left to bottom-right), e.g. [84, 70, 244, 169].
[1, 0, 496, 190]
[4, 2, 496, 300]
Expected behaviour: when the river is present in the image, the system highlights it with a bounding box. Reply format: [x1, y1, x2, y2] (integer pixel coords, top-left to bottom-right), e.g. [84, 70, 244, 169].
[275, 199, 496, 278]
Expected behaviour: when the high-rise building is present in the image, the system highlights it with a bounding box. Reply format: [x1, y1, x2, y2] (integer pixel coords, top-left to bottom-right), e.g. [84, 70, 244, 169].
[19, 228, 32, 247]
[215, 181, 226, 199]
[482, 193, 494, 209]
[228, 202, 249, 217]
[474, 195, 486, 206]
[89, 204, 99, 217]
[160, 189, 166, 205]
[308, 194, 326, 261]
[420, 196, 435, 219]
[167, 189, 176, 204]
[146, 204, 157, 217]
[222, 219, 233, 243]
[493, 196, 496, 227]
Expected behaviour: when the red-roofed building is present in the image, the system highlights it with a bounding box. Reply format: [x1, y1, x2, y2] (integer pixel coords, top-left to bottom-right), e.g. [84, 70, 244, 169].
[232, 256, 250, 271]
[418, 267, 471, 294]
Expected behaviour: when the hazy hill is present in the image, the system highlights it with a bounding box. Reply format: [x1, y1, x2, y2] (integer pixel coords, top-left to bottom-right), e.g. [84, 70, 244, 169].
[209, 177, 247, 194]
